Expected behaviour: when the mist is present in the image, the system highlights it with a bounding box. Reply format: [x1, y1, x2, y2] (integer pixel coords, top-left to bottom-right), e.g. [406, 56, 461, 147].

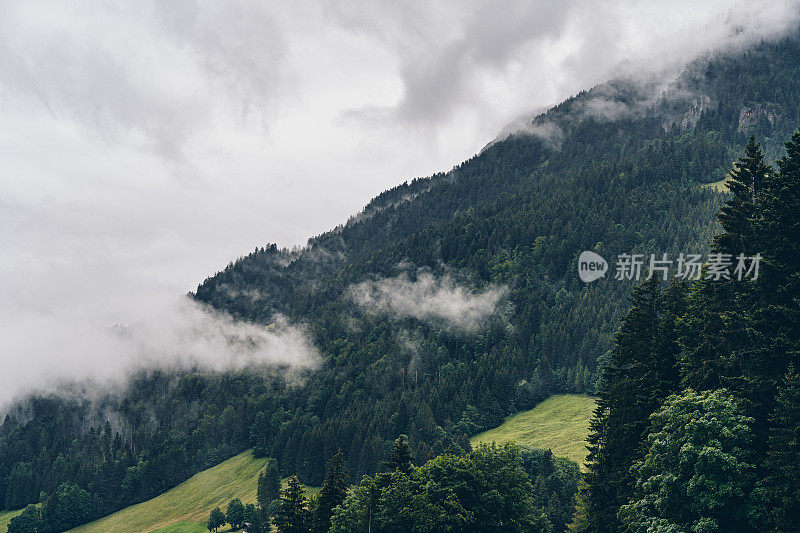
[0, 298, 319, 405]
[2, 0, 799, 404]
[348, 271, 507, 331]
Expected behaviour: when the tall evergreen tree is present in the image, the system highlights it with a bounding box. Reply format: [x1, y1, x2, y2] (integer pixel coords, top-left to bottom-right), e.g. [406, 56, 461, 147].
[682, 138, 771, 393]
[585, 277, 681, 532]
[274, 474, 310, 533]
[258, 458, 281, 510]
[311, 450, 349, 533]
[713, 136, 768, 255]
[383, 435, 414, 475]
[753, 367, 800, 531]
[734, 129, 800, 450]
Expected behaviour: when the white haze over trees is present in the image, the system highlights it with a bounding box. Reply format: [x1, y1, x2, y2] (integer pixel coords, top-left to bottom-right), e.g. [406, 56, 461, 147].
[0, 299, 320, 405]
[1, 0, 799, 403]
[348, 271, 507, 331]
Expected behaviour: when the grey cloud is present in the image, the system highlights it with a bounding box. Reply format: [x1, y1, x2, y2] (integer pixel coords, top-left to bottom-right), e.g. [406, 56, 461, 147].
[0, 1, 288, 160]
[2, 0, 799, 405]
[155, 0, 288, 120]
[338, 0, 800, 129]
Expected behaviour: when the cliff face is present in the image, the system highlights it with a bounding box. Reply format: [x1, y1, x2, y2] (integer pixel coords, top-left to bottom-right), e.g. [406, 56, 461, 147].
[738, 103, 778, 132]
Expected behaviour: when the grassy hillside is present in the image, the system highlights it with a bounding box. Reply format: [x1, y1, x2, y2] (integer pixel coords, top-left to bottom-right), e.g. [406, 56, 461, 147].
[70, 450, 288, 533]
[152, 522, 208, 533]
[0, 509, 23, 533]
[471, 394, 596, 470]
[702, 173, 732, 192]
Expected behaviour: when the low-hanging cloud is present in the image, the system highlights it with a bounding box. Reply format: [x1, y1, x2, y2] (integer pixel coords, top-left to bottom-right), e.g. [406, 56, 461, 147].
[0, 297, 320, 406]
[348, 271, 507, 331]
[2, 0, 800, 407]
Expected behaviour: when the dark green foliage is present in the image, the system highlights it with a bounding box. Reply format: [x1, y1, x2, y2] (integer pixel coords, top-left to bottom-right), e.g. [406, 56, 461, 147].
[619, 389, 755, 532]
[682, 137, 769, 399]
[207, 507, 225, 532]
[331, 443, 566, 532]
[741, 128, 800, 436]
[518, 448, 581, 533]
[713, 136, 770, 255]
[585, 277, 684, 532]
[586, 129, 800, 531]
[226, 497, 245, 530]
[40, 483, 95, 533]
[6, 484, 96, 533]
[244, 502, 269, 533]
[383, 435, 414, 474]
[752, 367, 800, 531]
[311, 450, 349, 533]
[7, 504, 41, 533]
[258, 458, 281, 512]
[0, 369, 286, 523]
[274, 475, 310, 533]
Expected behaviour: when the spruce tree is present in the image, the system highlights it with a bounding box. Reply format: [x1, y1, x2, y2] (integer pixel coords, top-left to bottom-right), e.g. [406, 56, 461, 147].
[585, 277, 681, 532]
[713, 136, 768, 255]
[683, 138, 771, 393]
[679, 279, 731, 390]
[383, 434, 414, 474]
[258, 458, 281, 510]
[738, 129, 800, 450]
[311, 450, 349, 533]
[754, 367, 800, 531]
[274, 474, 310, 533]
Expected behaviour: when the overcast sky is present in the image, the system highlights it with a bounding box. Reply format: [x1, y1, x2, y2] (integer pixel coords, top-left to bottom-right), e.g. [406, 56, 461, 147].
[1, 0, 799, 402]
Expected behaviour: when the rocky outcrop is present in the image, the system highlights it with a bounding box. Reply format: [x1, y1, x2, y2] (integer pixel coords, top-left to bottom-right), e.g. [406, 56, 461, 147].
[737, 103, 777, 133]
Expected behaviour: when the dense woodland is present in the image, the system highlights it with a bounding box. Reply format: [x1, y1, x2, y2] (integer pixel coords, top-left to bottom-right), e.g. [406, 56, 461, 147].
[2, 34, 800, 531]
[194, 438, 579, 533]
[579, 130, 800, 531]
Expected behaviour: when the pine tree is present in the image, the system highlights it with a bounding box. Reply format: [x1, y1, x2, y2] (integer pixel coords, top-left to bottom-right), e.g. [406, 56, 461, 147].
[679, 278, 733, 390]
[274, 474, 310, 533]
[683, 138, 771, 393]
[258, 458, 281, 510]
[754, 367, 800, 531]
[383, 435, 414, 474]
[736, 129, 800, 450]
[585, 277, 681, 532]
[311, 450, 349, 533]
[713, 136, 768, 255]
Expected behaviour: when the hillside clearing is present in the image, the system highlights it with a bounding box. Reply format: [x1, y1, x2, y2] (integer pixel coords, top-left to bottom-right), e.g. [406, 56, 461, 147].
[70, 450, 317, 533]
[471, 394, 596, 470]
[0, 509, 23, 533]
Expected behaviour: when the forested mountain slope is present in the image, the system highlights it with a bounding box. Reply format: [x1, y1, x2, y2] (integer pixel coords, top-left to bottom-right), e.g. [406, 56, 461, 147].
[192, 35, 800, 478]
[3, 33, 800, 531]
